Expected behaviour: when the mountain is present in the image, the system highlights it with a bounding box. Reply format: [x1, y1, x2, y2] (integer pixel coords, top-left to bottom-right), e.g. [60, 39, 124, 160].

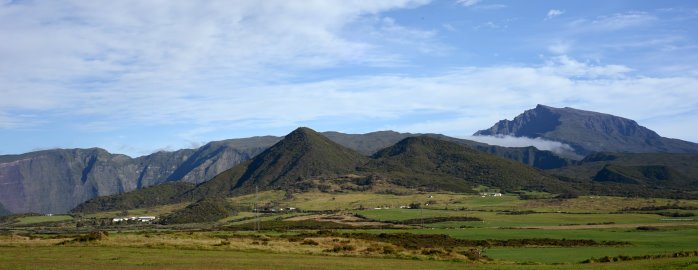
[0, 148, 192, 214]
[72, 129, 579, 213]
[474, 104, 698, 155]
[322, 131, 415, 155]
[190, 127, 369, 198]
[0, 202, 10, 216]
[365, 136, 573, 194]
[164, 136, 280, 184]
[159, 197, 237, 224]
[325, 131, 573, 169]
[70, 181, 195, 214]
[592, 164, 695, 187]
[0, 137, 278, 214]
[549, 152, 698, 184]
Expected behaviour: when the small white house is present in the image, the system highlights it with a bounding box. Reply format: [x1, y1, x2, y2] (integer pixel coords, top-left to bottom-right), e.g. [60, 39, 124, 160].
[138, 216, 156, 222]
[112, 216, 156, 222]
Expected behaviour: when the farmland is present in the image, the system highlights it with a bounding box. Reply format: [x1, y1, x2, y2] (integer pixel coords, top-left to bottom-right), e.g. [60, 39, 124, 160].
[1, 191, 697, 268]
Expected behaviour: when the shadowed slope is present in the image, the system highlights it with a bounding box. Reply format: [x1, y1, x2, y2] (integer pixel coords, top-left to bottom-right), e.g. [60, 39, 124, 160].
[366, 136, 574, 194]
[0, 202, 10, 216]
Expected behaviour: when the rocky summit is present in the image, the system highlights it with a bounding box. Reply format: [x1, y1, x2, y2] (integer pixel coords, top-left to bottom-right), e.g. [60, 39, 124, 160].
[474, 104, 698, 155]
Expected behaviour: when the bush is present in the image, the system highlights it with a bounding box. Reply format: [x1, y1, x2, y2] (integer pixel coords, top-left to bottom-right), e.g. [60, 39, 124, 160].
[301, 239, 319, 245]
[421, 249, 445, 256]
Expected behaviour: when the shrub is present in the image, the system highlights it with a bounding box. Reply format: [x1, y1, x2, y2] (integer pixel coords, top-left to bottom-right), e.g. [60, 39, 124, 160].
[301, 239, 319, 246]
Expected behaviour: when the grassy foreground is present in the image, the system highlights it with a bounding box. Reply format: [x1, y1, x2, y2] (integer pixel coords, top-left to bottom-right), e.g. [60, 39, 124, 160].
[3, 191, 698, 268]
[1, 245, 697, 269]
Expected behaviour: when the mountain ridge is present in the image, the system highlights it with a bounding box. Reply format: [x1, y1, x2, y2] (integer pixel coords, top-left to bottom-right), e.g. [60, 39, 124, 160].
[475, 104, 698, 155]
[72, 128, 570, 214]
[0, 130, 571, 214]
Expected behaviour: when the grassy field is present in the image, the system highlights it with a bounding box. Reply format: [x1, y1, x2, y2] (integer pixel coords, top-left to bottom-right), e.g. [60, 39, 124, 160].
[2, 192, 698, 268]
[14, 215, 73, 225]
[0, 237, 696, 269]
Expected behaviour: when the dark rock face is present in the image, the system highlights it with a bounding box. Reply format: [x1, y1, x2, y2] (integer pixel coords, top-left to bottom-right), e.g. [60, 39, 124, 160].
[475, 105, 561, 137]
[0, 137, 279, 214]
[475, 105, 698, 155]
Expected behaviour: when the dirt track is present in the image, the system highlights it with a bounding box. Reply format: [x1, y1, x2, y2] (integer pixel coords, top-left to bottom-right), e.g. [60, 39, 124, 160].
[515, 222, 698, 230]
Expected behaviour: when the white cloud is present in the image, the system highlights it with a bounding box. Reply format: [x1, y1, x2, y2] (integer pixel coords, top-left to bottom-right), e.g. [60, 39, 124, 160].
[548, 40, 573, 54]
[0, 0, 432, 114]
[570, 11, 656, 32]
[1, 1, 698, 155]
[464, 135, 577, 156]
[546, 9, 564, 19]
[6, 50, 697, 143]
[456, 0, 481, 7]
[456, 0, 505, 9]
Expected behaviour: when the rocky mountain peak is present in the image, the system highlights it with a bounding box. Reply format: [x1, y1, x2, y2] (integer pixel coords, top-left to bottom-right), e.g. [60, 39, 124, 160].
[474, 105, 698, 154]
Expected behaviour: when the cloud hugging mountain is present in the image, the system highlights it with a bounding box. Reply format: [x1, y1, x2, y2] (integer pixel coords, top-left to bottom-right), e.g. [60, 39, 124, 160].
[474, 104, 698, 155]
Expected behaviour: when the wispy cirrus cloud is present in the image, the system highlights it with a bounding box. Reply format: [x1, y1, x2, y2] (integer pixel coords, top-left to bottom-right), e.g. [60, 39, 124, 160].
[546, 9, 564, 19]
[569, 11, 657, 32]
[456, 0, 481, 7]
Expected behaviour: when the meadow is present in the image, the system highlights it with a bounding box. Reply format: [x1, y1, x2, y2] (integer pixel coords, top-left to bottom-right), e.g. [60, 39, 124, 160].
[2, 191, 697, 268]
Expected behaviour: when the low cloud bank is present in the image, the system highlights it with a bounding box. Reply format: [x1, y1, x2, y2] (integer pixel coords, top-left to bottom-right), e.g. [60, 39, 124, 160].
[463, 135, 576, 155]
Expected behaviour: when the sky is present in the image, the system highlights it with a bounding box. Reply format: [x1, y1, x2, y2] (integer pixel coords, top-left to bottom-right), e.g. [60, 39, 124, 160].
[1, 0, 698, 157]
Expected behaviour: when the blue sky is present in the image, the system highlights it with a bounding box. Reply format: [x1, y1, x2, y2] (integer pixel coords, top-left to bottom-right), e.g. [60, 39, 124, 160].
[1, 0, 698, 157]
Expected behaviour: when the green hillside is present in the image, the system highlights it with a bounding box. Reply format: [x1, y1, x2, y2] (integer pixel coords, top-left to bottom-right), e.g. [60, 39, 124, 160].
[159, 197, 237, 224]
[553, 152, 698, 178]
[189, 127, 369, 198]
[70, 181, 195, 214]
[366, 136, 573, 194]
[593, 164, 696, 187]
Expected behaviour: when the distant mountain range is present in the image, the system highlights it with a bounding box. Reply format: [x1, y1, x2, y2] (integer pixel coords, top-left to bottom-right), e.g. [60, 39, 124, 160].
[72, 128, 571, 214]
[73, 127, 698, 214]
[474, 104, 698, 155]
[3, 105, 698, 214]
[0, 131, 570, 214]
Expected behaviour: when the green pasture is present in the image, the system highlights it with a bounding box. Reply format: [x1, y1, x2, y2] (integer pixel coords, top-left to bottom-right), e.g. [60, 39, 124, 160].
[14, 215, 73, 225]
[352, 208, 683, 227]
[338, 226, 698, 264]
[85, 202, 190, 219]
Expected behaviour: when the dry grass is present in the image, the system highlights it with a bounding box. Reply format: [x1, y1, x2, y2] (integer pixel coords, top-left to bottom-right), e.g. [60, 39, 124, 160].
[520, 197, 698, 212]
[0, 231, 483, 262]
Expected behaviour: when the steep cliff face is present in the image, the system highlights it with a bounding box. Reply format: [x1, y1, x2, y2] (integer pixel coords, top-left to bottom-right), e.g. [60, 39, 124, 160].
[166, 136, 279, 184]
[0, 148, 189, 214]
[475, 105, 698, 154]
[0, 137, 278, 214]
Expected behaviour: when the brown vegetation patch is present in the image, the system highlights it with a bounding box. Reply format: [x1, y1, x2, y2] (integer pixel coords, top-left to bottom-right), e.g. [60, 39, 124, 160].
[515, 222, 698, 230]
[285, 213, 412, 227]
